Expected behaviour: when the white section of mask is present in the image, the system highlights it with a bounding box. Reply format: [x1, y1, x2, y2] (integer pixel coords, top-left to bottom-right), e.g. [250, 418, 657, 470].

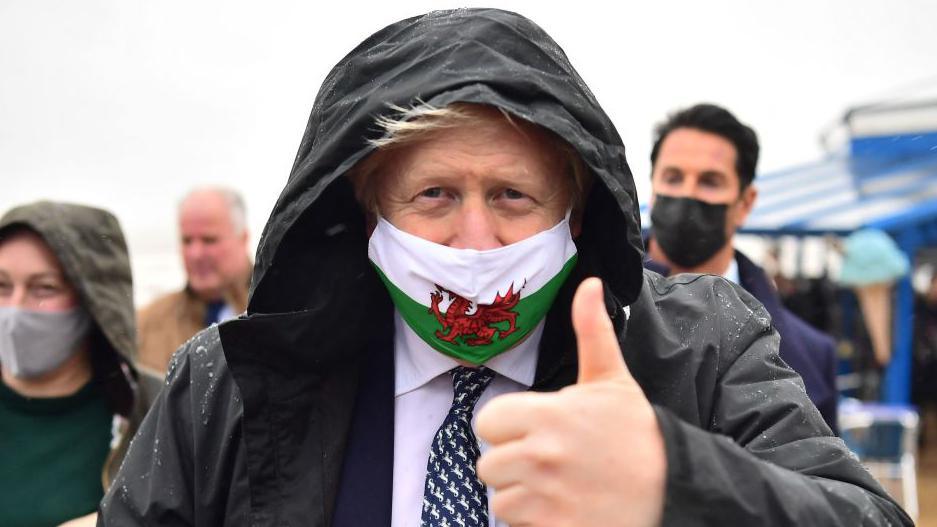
[368, 214, 577, 305]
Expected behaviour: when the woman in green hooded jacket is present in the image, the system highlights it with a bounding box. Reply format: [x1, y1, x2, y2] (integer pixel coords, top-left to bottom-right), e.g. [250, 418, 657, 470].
[0, 201, 161, 527]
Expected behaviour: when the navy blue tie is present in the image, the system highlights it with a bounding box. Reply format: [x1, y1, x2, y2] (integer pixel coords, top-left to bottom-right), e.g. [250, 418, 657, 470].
[421, 366, 496, 527]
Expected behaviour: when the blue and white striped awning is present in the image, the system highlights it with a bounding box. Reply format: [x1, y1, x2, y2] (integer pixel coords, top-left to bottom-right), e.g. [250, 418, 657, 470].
[743, 153, 937, 235]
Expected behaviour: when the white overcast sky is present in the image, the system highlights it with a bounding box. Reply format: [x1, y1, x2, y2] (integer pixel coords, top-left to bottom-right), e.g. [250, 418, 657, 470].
[2, 0, 936, 302]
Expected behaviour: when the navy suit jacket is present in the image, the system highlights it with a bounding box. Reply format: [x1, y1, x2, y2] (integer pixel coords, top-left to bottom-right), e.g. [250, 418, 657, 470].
[644, 250, 839, 433]
[332, 333, 396, 527]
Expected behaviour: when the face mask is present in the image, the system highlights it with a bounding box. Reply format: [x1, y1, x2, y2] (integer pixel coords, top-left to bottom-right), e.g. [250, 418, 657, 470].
[368, 216, 578, 365]
[0, 306, 92, 379]
[650, 194, 729, 268]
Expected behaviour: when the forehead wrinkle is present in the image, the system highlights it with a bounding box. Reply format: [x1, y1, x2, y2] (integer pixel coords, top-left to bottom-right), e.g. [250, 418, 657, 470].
[397, 147, 539, 181]
[371, 113, 570, 208]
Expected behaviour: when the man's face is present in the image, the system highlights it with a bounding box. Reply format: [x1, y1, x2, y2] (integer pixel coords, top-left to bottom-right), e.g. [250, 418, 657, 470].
[375, 110, 573, 249]
[179, 192, 248, 301]
[650, 127, 757, 234]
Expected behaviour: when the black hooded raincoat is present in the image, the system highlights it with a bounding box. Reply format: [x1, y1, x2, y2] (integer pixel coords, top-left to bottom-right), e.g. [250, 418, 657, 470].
[99, 9, 912, 526]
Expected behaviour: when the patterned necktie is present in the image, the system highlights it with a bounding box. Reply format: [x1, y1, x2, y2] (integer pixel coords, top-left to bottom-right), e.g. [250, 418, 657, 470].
[421, 366, 496, 527]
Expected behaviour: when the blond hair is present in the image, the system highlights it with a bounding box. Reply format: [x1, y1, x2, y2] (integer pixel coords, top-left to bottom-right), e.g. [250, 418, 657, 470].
[348, 102, 590, 215]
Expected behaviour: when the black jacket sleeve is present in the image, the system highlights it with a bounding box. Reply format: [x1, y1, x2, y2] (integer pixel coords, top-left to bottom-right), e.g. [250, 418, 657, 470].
[98, 328, 248, 526]
[654, 308, 912, 526]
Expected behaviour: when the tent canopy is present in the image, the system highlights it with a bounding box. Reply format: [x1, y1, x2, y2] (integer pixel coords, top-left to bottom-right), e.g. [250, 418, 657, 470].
[743, 135, 937, 238]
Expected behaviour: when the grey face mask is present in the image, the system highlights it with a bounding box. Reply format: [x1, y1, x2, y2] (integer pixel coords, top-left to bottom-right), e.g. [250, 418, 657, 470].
[0, 306, 92, 379]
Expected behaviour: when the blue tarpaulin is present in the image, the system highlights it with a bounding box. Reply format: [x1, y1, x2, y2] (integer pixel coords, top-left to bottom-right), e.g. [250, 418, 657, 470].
[743, 127, 937, 404]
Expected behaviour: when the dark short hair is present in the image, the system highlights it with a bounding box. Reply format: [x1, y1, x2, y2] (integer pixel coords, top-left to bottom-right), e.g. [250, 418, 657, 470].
[650, 103, 759, 191]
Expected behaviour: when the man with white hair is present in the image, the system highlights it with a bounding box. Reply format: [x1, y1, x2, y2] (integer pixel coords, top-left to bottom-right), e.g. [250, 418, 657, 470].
[136, 187, 252, 373]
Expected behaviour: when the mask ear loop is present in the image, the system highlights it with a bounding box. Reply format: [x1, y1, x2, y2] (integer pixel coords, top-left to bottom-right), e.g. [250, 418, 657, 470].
[564, 207, 573, 223]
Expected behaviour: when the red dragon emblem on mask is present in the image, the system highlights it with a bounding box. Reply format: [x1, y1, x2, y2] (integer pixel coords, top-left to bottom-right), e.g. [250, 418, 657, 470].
[428, 283, 523, 346]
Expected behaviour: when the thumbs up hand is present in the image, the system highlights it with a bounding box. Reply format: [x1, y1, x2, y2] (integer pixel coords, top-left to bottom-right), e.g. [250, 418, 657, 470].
[476, 278, 665, 527]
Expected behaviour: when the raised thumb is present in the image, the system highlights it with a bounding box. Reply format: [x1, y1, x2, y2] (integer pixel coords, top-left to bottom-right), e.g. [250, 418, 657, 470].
[572, 277, 630, 383]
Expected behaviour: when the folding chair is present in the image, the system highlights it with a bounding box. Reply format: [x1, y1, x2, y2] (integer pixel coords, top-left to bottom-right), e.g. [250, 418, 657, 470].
[839, 398, 919, 520]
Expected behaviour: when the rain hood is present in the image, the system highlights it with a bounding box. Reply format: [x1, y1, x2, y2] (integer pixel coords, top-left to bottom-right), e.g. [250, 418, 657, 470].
[246, 8, 645, 320]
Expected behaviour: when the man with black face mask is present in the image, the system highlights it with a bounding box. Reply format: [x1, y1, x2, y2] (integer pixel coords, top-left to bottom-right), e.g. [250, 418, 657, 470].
[645, 103, 840, 431]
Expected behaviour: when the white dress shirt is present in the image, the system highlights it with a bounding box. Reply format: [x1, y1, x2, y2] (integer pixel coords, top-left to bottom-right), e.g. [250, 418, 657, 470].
[722, 257, 740, 285]
[391, 312, 541, 527]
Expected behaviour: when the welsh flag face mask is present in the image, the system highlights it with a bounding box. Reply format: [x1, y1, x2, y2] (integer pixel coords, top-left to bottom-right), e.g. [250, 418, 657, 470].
[368, 216, 578, 365]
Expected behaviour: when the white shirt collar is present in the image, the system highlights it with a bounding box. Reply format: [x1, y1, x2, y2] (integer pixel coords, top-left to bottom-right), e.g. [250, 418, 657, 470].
[394, 311, 541, 397]
[722, 257, 740, 285]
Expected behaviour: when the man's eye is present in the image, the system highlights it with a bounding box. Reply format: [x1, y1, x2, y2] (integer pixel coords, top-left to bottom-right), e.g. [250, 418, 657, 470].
[503, 188, 526, 200]
[419, 187, 444, 199]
